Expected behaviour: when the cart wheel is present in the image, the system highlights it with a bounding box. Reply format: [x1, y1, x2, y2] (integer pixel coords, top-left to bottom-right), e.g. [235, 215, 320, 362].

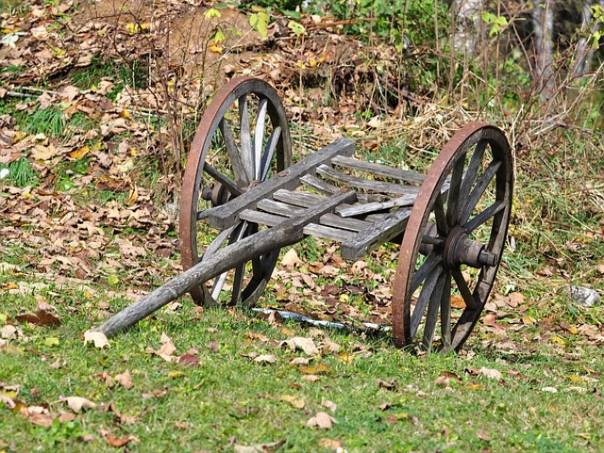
[180, 77, 292, 306]
[392, 123, 513, 351]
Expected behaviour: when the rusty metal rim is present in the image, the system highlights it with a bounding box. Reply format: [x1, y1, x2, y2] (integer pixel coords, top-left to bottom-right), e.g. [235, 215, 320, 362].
[179, 76, 292, 304]
[391, 122, 513, 350]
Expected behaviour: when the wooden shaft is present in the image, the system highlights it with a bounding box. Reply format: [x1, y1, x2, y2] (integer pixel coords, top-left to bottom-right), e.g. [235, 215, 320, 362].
[94, 190, 356, 337]
[97, 226, 301, 336]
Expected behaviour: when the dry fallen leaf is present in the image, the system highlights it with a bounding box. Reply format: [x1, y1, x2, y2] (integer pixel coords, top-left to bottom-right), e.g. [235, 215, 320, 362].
[471, 367, 503, 381]
[319, 438, 343, 450]
[306, 411, 335, 429]
[281, 336, 319, 356]
[254, 354, 277, 364]
[435, 371, 460, 387]
[62, 396, 96, 413]
[281, 249, 302, 269]
[279, 394, 305, 409]
[178, 351, 200, 367]
[115, 371, 133, 390]
[101, 430, 137, 448]
[300, 363, 330, 375]
[16, 308, 61, 327]
[148, 333, 177, 362]
[321, 399, 337, 413]
[84, 330, 109, 349]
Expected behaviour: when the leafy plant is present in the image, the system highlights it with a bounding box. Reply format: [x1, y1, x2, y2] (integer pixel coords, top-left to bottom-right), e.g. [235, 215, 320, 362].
[482, 12, 509, 37]
[249, 9, 270, 40]
[313, 0, 447, 49]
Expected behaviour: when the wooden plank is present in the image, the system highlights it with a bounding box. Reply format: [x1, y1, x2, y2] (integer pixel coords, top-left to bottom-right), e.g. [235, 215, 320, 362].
[300, 173, 382, 203]
[272, 189, 325, 207]
[319, 213, 370, 232]
[302, 223, 356, 242]
[331, 155, 425, 185]
[203, 138, 355, 229]
[257, 198, 368, 232]
[239, 209, 286, 226]
[341, 208, 411, 261]
[336, 193, 417, 217]
[257, 199, 304, 217]
[316, 164, 419, 196]
[300, 173, 339, 194]
[96, 190, 357, 337]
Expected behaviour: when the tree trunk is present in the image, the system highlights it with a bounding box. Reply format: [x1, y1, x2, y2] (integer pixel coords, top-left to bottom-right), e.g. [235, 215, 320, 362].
[572, 1, 603, 78]
[452, 0, 485, 56]
[532, 0, 556, 101]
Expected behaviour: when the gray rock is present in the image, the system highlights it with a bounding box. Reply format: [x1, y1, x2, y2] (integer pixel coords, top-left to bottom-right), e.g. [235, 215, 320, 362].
[569, 286, 601, 307]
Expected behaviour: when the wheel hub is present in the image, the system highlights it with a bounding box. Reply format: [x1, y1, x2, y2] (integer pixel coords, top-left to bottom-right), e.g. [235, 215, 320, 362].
[443, 226, 497, 268]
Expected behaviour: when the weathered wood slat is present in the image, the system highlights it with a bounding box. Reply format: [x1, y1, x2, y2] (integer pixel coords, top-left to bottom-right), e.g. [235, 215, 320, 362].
[300, 173, 382, 203]
[302, 223, 356, 242]
[257, 198, 369, 232]
[239, 209, 286, 226]
[316, 164, 419, 196]
[257, 199, 304, 217]
[331, 155, 425, 185]
[341, 208, 412, 261]
[336, 193, 417, 217]
[300, 173, 339, 194]
[203, 138, 354, 228]
[319, 213, 370, 232]
[272, 189, 325, 207]
[96, 190, 357, 336]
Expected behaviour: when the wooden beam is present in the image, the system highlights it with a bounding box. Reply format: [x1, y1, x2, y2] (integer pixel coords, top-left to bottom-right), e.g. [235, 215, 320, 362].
[341, 208, 411, 261]
[95, 190, 357, 336]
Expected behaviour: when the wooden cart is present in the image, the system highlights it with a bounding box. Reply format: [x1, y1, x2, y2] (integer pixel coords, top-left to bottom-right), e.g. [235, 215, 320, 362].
[96, 77, 513, 352]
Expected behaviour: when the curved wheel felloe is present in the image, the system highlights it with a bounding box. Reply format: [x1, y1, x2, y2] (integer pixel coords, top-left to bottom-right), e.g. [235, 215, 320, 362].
[179, 77, 292, 306]
[392, 122, 513, 352]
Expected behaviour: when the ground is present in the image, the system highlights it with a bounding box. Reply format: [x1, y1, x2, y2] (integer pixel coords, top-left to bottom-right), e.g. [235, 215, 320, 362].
[1, 0, 604, 451]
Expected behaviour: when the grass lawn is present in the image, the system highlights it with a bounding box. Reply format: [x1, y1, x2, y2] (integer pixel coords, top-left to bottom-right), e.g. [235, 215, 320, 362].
[1, 263, 603, 452]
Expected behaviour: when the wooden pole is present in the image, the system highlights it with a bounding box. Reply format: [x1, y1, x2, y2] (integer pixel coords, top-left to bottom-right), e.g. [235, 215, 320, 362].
[94, 190, 356, 336]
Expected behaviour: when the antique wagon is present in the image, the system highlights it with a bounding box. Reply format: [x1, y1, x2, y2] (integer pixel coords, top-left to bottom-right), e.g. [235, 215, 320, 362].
[96, 77, 513, 352]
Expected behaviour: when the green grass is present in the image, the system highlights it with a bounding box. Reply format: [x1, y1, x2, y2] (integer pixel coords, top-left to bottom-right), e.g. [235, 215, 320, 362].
[0, 266, 602, 452]
[0, 157, 38, 188]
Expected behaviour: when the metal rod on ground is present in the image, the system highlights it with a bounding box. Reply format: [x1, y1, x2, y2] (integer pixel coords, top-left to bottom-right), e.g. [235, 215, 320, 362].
[251, 308, 391, 333]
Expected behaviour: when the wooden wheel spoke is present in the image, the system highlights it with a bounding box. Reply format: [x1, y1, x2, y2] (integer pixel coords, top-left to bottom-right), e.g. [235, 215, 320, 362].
[203, 226, 234, 257]
[446, 154, 466, 227]
[457, 141, 486, 221]
[260, 126, 281, 181]
[210, 271, 228, 300]
[410, 254, 443, 295]
[434, 194, 448, 235]
[451, 267, 481, 309]
[460, 160, 502, 222]
[421, 271, 447, 349]
[238, 94, 254, 181]
[410, 266, 443, 337]
[229, 262, 245, 305]
[254, 97, 268, 179]
[219, 119, 248, 186]
[464, 200, 506, 232]
[439, 270, 452, 351]
[203, 162, 242, 197]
